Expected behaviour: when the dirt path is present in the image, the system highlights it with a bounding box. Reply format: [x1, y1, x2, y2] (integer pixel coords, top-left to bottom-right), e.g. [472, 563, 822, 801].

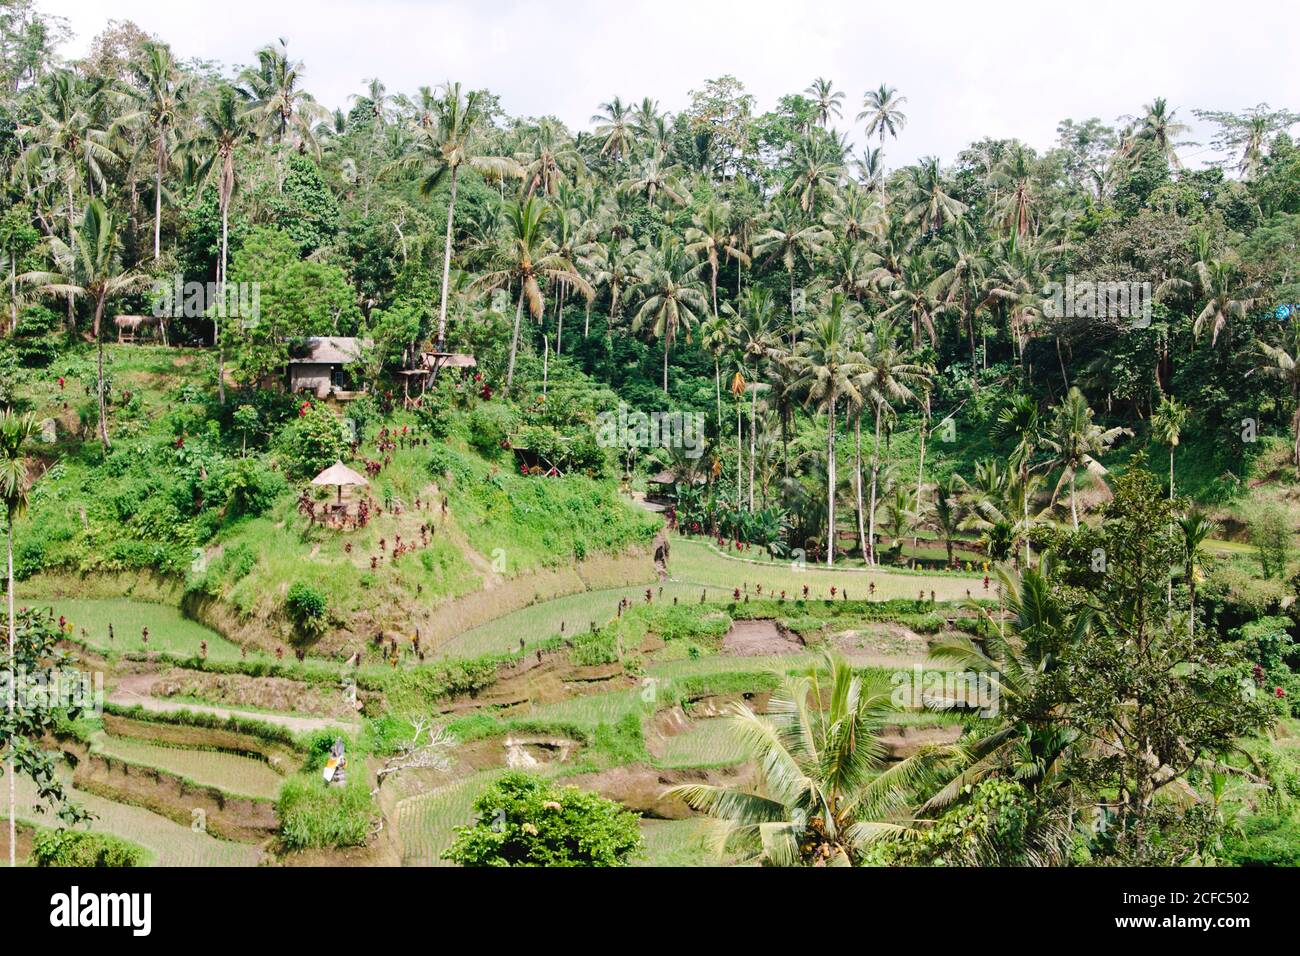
[109, 676, 356, 734]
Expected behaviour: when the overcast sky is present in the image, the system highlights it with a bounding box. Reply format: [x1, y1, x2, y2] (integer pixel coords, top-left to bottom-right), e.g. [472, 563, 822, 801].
[38, 0, 1300, 170]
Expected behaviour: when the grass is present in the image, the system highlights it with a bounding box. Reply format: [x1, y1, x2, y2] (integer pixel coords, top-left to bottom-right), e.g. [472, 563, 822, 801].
[669, 536, 981, 602]
[92, 733, 286, 800]
[655, 718, 745, 769]
[35, 597, 244, 659]
[394, 769, 504, 867]
[7, 770, 260, 867]
[636, 818, 730, 867]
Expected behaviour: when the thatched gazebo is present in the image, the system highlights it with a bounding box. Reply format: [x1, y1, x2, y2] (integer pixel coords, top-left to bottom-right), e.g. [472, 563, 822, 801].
[311, 460, 369, 504]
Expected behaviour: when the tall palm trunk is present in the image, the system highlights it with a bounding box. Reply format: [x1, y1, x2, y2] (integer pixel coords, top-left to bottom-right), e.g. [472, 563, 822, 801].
[435, 164, 460, 350]
[153, 142, 164, 261]
[854, 413, 868, 560]
[505, 288, 525, 394]
[914, 399, 928, 546]
[94, 298, 110, 451]
[713, 360, 722, 437]
[736, 398, 743, 509]
[217, 193, 229, 405]
[1070, 475, 1080, 530]
[826, 397, 836, 566]
[867, 402, 884, 565]
[65, 181, 75, 334]
[6, 515, 14, 867]
[8, 256, 16, 337]
[748, 365, 757, 510]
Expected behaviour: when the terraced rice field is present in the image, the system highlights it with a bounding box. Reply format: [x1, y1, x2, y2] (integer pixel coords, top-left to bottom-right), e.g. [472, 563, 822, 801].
[93, 734, 285, 800]
[655, 718, 745, 769]
[637, 818, 730, 867]
[7, 773, 261, 867]
[435, 582, 724, 658]
[669, 536, 979, 601]
[394, 770, 505, 866]
[36, 598, 246, 660]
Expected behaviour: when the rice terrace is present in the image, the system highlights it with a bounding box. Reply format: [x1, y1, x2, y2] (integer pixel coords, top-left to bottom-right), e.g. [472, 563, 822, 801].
[0, 0, 1298, 907]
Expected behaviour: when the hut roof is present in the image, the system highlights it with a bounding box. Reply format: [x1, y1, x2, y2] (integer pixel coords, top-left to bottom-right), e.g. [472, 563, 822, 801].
[310, 460, 369, 488]
[290, 337, 370, 365]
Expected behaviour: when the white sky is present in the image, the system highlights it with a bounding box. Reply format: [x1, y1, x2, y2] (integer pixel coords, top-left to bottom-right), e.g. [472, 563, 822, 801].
[38, 0, 1300, 170]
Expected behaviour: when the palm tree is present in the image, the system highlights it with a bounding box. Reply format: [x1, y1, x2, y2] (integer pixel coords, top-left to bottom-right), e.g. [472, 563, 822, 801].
[667, 652, 950, 866]
[793, 296, 865, 565]
[933, 474, 965, 568]
[1256, 326, 1300, 466]
[882, 252, 940, 348]
[785, 132, 848, 215]
[475, 197, 590, 394]
[1041, 387, 1131, 529]
[620, 152, 686, 208]
[1135, 97, 1191, 168]
[630, 238, 709, 394]
[685, 202, 750, 319]
[25, 200, 146, 450]
[1189, 259, 1257, 346]
[1150, 393, 1188, 498]
[858, 318, 930, 564]
[398, 82, 522, 350]
[858, 84, 907, 147]
[904, 157, 967, 236]
[995, 394, 1041, 564]
[592, 97, 634, 161]
[129, 42, 188, 262]
[753, 200, 830, 335]
[991, 145, 1040, 238]
[14, 69, 121, 331]
[188, 84, 253, 403]
[805, 77, 845, 129]
[929, 231, 989, 373]
[726, 287, 779, 509]
[1176, 509, 1216, 639]
[0, 410, 35, 867]
[237, 39, 328, 152]
[517, 118, 583, 198]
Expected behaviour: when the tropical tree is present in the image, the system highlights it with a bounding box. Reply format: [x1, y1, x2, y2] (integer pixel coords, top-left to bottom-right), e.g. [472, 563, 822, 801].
[858, 84, 907, 147]
[630, 238, 709, 393]
[685, 201, 750, 319]
[592, 96, 634, 161]
[237, 39, 328, 152]
[753, 199, 829, 334]
[667, 652, 951, 866]
[129, 41, 188, 261]
[398, 82, 522, 349]
[804, 77, 845, 129]
[1256, 326, 1300, 466]
[25, 200, 146, 450]
[933, 473, 965, 568]
[0, 410, 34, 866]
[1150, 393, 1188, 497]
[189, 83, 254, 403]
[1042, 387, 1130, 529]
[1176, 509, 1216, 639]
[475, 197, 590, 393]
[903, 157, 967, 236]
[793, 296, 864, 565]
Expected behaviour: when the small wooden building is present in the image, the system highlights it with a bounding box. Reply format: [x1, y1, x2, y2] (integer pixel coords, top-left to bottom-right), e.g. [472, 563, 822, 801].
[288, 337, 371, 399]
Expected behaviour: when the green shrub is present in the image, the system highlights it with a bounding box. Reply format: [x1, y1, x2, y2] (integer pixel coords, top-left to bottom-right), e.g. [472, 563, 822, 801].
[1222, 814, 1300, 867]
[30, 828, 146, 867]
[444, 771, 642, 866]
[466, 403, 514, 457]
[285, 581, 329, 638]
[276, 773, 374, 850]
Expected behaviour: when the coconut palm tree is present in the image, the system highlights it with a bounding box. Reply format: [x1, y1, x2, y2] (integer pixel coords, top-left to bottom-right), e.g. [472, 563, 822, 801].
[1255, 326, 1300, 466]
[684, 201, 750, 319]
[904, 157, 967, 236]
[858, 84, 907, 147]
[629, 238, 709, 394]
[0, 409, 35, 867]
[784, 131, 848, 215]
[858, 318, 930, 564]
[473, 197, 590, 394]
[188, 83, 254, 403]
[793, 296, 865, 565]
[25, 200, 146, 450]
[991, 144, 1040, 238]
[725, 287, 779, 509]
[882, 252, 940, 349]
[667, 651, 951, 866]
[996, 393, 1042, 564]
[397, 82, 522, 350]
[1176, 509, 1216, 639]
[129, 42, 188, 261]
[933, 473, 966, 568]
[753, 199, 830, 335]
[1041, 387, 1131, 529]
[1150, 393, 1188, 497]
[929, 230, 989, 373]
[237, 39, 328, 152]
[1135, 97, 1191, 168]
[517, 118, 583, 198]
[804, 77, 845, 129]
[592, 97, 634, 161]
